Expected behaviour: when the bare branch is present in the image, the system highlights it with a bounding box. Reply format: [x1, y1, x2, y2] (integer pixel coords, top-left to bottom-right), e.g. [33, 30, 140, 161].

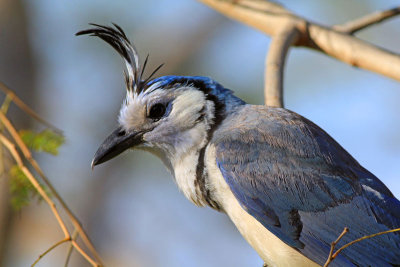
[324, 227, 400, 266]
[0, 81, 63, 135]
[198, 0, 294, 36]
[0, 133, 70, 238]
[334, 6, 400, 34]
[72, 240, 101, 267]
[0, 112, 103, 266]
[332, 227, 400, 264]
[32, 238, 71, 267]
[64, 229, 79, 267]
[323, 227, 349, 267]
[0, 131, 101, 266]
[198, 0, 400, 82]
[265, 22, 300, 107]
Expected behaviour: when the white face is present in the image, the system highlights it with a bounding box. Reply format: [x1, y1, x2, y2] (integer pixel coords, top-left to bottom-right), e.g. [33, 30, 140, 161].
[118, 83, 215, 159]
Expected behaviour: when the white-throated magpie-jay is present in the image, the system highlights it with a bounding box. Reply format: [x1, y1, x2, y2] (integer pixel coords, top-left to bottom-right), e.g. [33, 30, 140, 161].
[77, 24, 400, 267]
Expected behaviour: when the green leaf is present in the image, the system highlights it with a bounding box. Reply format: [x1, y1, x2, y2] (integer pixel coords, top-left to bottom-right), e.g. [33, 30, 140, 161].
[9, 165, 37, 210]
[8, 165, 51, 211]
[19, 129, 65, 155]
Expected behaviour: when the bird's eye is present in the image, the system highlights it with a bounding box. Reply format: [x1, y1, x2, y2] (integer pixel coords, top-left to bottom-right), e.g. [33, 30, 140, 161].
[148, 103, 166, 120]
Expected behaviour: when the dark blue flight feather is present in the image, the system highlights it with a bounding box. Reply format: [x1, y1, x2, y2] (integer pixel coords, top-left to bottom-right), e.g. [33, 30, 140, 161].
[213, 105, 400, 267]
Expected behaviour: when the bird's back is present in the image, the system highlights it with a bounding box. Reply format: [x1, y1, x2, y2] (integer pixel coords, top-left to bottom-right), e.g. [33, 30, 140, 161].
[210, 104, 400, 266]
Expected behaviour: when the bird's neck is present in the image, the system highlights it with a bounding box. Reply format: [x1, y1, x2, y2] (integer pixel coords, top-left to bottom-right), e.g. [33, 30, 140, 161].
[167, 109, 221, 210]
[148, 77, 245, 209]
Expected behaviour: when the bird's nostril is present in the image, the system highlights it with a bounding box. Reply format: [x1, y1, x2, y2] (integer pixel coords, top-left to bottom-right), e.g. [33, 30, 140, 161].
[117, 130, 126, 136]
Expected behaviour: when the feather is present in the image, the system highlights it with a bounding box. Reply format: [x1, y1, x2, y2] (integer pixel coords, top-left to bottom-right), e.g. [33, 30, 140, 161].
[76, 23, 163, 93]
[213, 105, 400, 266]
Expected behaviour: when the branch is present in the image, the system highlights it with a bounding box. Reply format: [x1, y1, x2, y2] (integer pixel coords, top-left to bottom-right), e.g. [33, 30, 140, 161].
[265, 22, 300, 107]
[0, 133, 70, 238]
[0, 81, 63, 135]
[0, 133, 100, 266]
[331, 227, 400, 265]
[323, 227, 349, 267]
[32, 238, 71, 267]
[64, 229, 79, 267]
[0, 112, 103, 266]
[198, 0, 400, 82]
[324, 227, 400, 266]
[334, 6, 400, 34]
[72, 240, 100, 267]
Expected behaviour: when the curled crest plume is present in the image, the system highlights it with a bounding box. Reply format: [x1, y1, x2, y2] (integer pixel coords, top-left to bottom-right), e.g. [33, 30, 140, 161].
[76, 23, 163, 93]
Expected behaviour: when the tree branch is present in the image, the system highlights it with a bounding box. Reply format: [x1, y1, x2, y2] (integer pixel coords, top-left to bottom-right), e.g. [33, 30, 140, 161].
[0, 82, 63, 135]
[198, 0, 400, 82]
[334, 6, 400, 34]
[324, 227, 400, 266]
[265, 22, 300, 107]
[0, 112, 103, 266]
[0, 133, 101, 266]
[72, 240, 100, 267]
[0, 133, 70, 238]
[32, 238, 71, 267]
[64, 229, 79, 267]
[323, 227, 349, 267]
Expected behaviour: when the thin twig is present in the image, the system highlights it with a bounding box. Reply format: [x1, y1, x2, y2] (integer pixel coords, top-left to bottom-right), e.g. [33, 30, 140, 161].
[0, 133, 70, 237]
[0, 133, 100, 266]
[265, 22, 300, 107]
[0, 94, 13, 177]
[0, 81, 63, 135]
[198, 0, 400, 82]
[72, 240, 100, 267]
[31, 237, 71, 267]
[324, 227, 400, 266]
[0, 112, 103, 266]
[323, 227, 349, 267]
[334, 7, 400, 34]
[64, 229, 79, 267]
[1, 93, 13, 115]
[332, 227, 400, 261]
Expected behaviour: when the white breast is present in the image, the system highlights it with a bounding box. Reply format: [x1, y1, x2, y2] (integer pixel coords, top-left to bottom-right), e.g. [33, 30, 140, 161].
[205, 145, 319, 267]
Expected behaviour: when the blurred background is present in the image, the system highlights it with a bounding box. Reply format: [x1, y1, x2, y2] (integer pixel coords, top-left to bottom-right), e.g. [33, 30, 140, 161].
[0, 0, 399, 266]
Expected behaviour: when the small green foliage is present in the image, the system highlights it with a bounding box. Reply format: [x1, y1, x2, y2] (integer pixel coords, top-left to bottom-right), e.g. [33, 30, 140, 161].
[19, 129, 65, 155]
[7, 128, 62, 210]
[9, 165, 39, 210]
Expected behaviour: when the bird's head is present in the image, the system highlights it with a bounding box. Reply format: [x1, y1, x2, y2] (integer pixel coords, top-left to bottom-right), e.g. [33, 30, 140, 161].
[76, 24, 245, 169]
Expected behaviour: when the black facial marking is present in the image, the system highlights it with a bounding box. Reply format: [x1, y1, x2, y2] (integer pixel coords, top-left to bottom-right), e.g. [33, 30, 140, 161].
[148, 103, 166, 120]
[160, 77, 229, 209]
[192, 82, 225, 210]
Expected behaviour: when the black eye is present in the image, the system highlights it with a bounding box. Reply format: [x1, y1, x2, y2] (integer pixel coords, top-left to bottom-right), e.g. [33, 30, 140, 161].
[148, 103, 166, 120]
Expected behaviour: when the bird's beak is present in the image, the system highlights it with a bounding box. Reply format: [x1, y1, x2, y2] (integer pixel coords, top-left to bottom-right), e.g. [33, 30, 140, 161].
[91, 127, 143, 168]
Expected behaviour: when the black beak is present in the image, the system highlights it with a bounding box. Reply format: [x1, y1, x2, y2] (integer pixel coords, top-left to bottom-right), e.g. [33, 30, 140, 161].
[91, 127, 143, 168]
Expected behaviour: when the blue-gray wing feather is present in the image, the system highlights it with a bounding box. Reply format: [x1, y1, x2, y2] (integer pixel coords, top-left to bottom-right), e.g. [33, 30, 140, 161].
[213, 105, 400, 267]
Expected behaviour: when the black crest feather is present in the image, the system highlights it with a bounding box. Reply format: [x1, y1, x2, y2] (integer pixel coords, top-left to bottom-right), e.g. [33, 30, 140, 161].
[76, 23, 163, 93]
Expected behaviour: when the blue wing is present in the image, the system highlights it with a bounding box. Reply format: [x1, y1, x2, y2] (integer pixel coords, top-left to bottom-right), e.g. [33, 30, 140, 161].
[212, 105, 400, 267]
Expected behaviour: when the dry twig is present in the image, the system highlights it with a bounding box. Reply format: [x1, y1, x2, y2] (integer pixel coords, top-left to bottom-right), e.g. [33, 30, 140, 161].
[324, 227, 400, 266]
[323, 227, 349, 267]
[0, 81, 63, 134]
[32, 238, 71, 267]
[0, 133, 100, 266]
[64, 229, 79, 267]
[198, 0, 400, 107]
[0, 87, 103, 266]
[264, 22, 299, 107]
[334, 6, 400, 34]
[0, 112, 103, 265]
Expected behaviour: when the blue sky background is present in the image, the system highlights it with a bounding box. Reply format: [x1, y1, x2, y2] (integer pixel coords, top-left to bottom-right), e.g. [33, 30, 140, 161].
[3, 0, 400, 266]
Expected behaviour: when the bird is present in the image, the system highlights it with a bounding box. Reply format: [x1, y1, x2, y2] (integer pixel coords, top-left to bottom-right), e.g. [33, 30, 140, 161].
[76, 24, 400, 267]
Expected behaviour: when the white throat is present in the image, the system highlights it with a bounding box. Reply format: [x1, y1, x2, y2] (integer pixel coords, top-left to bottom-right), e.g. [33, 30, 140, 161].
[169, 121, 209, 206]
[162, 98, 215, 206]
